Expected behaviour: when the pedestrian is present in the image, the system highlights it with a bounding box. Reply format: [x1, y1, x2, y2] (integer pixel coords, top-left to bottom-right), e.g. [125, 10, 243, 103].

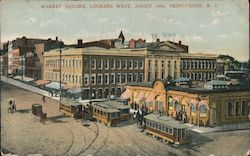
[42, 96, 46, 103]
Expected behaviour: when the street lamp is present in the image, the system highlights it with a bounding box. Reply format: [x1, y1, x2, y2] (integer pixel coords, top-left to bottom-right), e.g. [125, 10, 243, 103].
[59, 41, 62, 101]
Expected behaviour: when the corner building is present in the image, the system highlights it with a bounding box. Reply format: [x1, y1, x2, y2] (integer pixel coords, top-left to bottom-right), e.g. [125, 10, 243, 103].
[43, 47, 146, 99]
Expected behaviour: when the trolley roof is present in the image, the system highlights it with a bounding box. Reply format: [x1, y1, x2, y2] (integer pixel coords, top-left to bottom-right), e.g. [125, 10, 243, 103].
[144, 113, 189, 129]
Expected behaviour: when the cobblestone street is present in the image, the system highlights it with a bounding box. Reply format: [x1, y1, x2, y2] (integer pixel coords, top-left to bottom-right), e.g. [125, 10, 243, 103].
[1, 82, 249, 156]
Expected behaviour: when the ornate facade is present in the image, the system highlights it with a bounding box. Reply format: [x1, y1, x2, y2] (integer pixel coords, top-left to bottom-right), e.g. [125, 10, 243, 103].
[124, 80, 250, 127]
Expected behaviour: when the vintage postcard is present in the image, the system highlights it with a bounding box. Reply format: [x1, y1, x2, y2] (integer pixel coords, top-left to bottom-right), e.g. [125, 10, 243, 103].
[0, 0, 249, 156]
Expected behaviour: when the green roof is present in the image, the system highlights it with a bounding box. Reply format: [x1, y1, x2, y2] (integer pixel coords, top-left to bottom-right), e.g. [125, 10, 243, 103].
[126, 82, 152, 88]
[95, 101, 130, 109]
[144, 113, 189, 129]
[61, 99, 81, 106]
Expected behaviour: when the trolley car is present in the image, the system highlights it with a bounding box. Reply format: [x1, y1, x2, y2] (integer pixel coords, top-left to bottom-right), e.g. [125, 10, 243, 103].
[143, 113, 189, 145]
[92, 101, 130, 126]
[59, 100, 83, 118]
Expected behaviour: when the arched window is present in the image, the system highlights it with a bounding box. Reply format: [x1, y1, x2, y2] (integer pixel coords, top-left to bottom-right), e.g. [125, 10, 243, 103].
[175, 101, 179, 112]
[190, 104, 196, 112]
[200, 105, 207, 113]
[168, 97, 173, 107]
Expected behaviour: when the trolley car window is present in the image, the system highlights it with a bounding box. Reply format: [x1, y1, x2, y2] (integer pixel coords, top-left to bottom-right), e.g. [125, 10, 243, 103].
[155, 123, 158, 129]
[178, 129, 181, 138]
[146, 121, 149, 125]
[166, 127, 168, 133]
[159, 125, 162, 131]
[182, 129, 185, 138]
[169, 128, 173, 134]
[162, 125, 165, 131]
[152, 122, 155, 128]
[150, 121, 152, 127]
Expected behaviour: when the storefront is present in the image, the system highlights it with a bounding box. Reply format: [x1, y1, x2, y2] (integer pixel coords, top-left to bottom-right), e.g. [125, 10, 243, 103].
[123, 80, 250, 127]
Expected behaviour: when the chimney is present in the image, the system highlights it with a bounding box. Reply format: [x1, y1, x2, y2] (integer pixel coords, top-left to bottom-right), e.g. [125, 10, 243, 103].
[156, 38, 160, 42]
[179, 40, 182, 44]
[56, 37, 58, 41]
[78, 39, 83, 45]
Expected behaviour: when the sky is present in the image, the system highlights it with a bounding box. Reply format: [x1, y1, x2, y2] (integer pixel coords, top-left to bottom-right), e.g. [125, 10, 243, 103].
[0, 0, 249, 61]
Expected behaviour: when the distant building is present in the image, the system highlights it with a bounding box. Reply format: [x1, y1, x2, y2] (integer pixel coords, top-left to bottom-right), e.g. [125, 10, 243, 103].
[180, 53, 217, 81]
[4, 36, 63, 76]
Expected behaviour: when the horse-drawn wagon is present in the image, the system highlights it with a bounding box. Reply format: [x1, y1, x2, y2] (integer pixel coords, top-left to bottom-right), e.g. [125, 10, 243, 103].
[7, 98, 16, 113]
[31, 104, 47, 124]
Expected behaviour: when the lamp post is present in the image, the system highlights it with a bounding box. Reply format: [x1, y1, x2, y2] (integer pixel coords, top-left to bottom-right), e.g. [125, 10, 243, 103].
[59, 41, 62, 101]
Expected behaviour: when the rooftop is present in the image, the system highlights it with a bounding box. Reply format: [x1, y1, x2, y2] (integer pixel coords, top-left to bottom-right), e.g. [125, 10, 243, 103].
[144, 113, 189, 129]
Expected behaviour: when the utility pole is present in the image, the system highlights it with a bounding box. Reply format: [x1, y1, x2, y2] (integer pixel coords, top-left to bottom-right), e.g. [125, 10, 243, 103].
[89, 55, 92, 104]
[59, 40, 62, 101]
[22, 55, 24, 82]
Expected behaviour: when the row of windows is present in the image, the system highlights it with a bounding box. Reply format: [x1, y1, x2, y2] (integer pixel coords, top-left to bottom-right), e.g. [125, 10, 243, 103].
[148, 60, 177, 70]
[91, 59, 144, 70]
[45, 72, 82, 84]
[148, 70, 178, 82]
[181, 72, 215, 81]
[94, 108, 120, 118]
[146, 120, 173, 135]
[83, 73, 144, 85]
[45, 59, 82, 68]
[181, 60, 216, 70]
[225, 100, 249, 117]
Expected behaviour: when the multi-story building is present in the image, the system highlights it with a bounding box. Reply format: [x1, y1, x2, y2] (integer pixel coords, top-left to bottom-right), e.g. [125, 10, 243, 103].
[12, 46, 34, 75]
[144, 40, 188, 82]
[4, 36, 63, 77]
[43, 47, 146, 99]
[180, 53, 217, 81]
[25, 41, 62, 80]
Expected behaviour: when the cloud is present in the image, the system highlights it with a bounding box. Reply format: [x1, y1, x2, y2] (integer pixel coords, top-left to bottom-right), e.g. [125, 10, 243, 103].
[211, 19, 219, 25]
[40, 19, 57, 27]
[24, 17, 37, 24]
[200, 18, 219, 28]
[212, 10, 229, 17]
[97, 18, 109, 23]
[216, 34, 227, 39]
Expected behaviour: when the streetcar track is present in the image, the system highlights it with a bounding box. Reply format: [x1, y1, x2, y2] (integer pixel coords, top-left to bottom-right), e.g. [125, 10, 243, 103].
[56, 122, 75, 155]
[93, 125, 110, 155]
[75, 122, 100, 156]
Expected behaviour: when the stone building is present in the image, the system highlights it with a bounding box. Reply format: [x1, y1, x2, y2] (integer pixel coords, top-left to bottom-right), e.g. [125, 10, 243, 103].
[124, 79, 250, 127]
[43, 47, 146, 99]
[180, 53, 217, 81]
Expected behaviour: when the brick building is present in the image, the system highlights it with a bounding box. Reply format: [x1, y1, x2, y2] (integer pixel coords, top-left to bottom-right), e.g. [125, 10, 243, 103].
[43, 47, 146, 99]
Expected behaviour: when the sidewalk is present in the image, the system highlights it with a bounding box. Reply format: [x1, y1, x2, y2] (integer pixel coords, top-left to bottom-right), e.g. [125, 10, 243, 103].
[1, 76, 60, 101]
[185, 122, 250, 134]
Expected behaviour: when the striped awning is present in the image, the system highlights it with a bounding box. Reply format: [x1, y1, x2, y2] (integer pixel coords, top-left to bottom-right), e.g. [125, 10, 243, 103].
[35, 80, 50, 86]
[136, 91, 145, 101]
[173, 96, 181, 103]
[145, 92, 153, 103]
[120, 89, 131, 99]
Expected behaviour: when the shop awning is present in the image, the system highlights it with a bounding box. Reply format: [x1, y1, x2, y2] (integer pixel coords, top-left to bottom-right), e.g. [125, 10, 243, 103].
[22, 77, 34, 82]
[63, 84, 72, 90]
[136, 91, 145, 101]
[35, 79, 50, 86]
[13, 75, 22, 80]
[145, 93, 153, 103]
[120, 89, 131, 99]
[67, 87, 82, 94]
[45, 81, 65, 90]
